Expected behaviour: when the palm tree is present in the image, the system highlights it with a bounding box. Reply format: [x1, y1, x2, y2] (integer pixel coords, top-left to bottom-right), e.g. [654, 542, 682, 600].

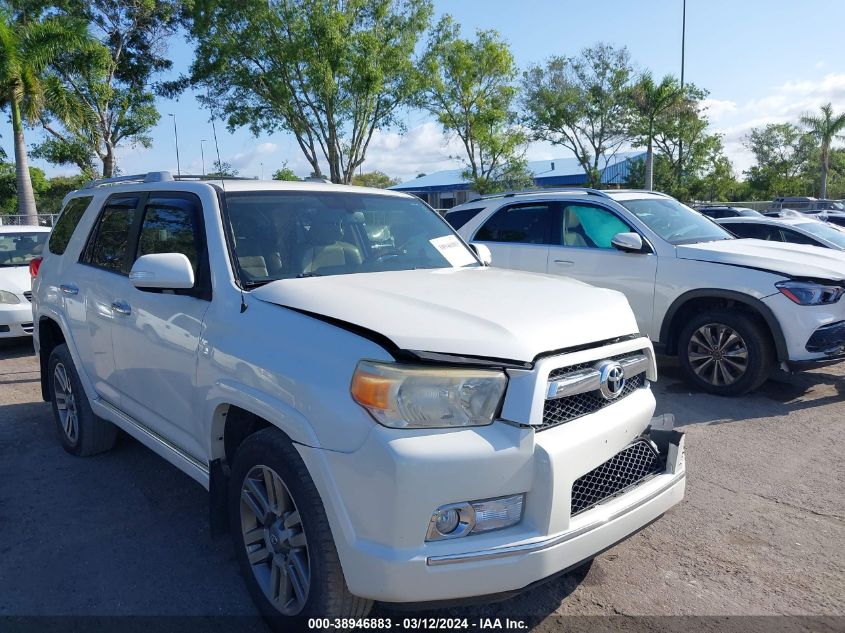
[801, 103, 845, 199]
[629, 72, 682, 191]
[0, 11, 84, 223]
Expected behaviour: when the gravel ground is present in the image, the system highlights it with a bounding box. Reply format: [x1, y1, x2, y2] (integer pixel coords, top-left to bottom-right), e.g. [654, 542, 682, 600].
[0, 338, 842, 627]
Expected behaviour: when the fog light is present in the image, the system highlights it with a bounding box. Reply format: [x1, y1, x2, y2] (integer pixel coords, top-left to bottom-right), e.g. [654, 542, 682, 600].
[426, 494, 524, 541]
[433, 509, 460, 535]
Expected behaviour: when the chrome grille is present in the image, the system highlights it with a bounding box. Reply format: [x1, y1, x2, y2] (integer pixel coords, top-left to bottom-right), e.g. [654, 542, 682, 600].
[571, 440, 663, 516]
[539, 352, 647, 431]
[23, 291, 32, 302]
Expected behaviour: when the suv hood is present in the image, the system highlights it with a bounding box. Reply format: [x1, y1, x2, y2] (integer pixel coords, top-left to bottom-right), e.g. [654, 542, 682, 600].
[252, 267, 639, 362]
[677, 239, 845, 281]
[0, 266, 31, 295]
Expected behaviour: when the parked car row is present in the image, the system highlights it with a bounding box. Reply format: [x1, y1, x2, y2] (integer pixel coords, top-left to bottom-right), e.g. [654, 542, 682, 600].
[4, 175, 844, 629]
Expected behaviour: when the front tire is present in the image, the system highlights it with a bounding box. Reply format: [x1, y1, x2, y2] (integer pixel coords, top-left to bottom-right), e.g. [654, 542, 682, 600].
[48, 344, 117, 456]
[678, 310, 773, 396]
[229, 428, 372, 628]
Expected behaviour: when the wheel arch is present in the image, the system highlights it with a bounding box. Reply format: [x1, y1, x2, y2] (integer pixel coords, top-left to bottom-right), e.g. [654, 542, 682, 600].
[37, 316, 68, 402]
[659, 289, 787, 361]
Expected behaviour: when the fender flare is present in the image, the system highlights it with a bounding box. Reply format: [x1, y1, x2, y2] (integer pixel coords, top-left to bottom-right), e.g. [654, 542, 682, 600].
[659, 289, 788, 361]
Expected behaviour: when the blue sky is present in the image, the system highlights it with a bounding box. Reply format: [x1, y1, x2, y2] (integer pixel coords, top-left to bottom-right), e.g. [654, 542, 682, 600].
[6, 0, 845, 182]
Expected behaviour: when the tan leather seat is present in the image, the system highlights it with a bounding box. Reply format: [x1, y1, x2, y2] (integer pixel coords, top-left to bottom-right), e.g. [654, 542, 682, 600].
[238, 255, 269, 278]
[564, 211, 588, 247]
[300, 218, 362, 274]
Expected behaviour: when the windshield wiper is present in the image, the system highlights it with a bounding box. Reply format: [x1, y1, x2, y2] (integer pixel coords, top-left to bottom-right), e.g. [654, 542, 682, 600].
[296, 272, 322, 278]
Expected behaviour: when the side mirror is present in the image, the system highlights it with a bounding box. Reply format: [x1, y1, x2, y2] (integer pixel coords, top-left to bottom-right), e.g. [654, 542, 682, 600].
[130, 253, 195, 290]
[611, 232, 646, 253]
[470, 242, 493, 266]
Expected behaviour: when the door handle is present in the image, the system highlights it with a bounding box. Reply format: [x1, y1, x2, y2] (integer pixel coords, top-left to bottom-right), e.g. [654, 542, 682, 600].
[553, 259, 574, 266]
[59, 283, 79, 295]
[111, 300, 131, 316]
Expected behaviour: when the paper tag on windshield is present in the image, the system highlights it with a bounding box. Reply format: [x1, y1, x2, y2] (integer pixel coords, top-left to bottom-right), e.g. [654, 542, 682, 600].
[429, 235, 476, 267]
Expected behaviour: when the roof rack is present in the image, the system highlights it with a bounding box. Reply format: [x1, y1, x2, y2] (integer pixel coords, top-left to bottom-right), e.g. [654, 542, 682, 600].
[467, 187, 615, 204]
[82, 170, 252, 189]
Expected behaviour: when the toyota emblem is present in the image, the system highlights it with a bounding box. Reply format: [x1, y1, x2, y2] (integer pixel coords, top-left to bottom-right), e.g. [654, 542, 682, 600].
[596, 360, 626, 400]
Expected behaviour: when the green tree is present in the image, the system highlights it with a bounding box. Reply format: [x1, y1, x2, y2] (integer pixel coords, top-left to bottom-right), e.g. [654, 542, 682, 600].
[627, 72, 682, 190]
[800, 102, 845, 199]
[0, 5, 85, 222]
[743, 123, 814, 198]
[34, 0, 178, 177]
[208, 159, 238, 177]
[522, 44, 633, 188]
[417, 16, 527, 195]
[0, 160, 48, 214]
[181, 0, 433, 184]
[351, 170, 399, 188]
[272, 162, 301, 181]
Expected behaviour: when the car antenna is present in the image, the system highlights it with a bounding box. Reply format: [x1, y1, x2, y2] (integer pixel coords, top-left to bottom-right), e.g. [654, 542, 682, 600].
[207, 88, 247, 313]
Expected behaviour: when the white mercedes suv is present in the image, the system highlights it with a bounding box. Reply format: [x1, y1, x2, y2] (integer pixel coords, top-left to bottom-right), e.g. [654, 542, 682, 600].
[448, 189, 845, 396]
[32, 173, 684, 625]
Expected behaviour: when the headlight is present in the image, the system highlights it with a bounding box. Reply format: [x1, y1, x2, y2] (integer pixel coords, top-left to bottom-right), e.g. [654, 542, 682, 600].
[350, 360, 507, 428]
[776, 280, 844, 305]
[0, 290, 20, 304]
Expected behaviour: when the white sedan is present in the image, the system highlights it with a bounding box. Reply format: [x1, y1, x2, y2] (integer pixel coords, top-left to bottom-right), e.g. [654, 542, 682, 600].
[0, 225, 50, 337]
[717, 215, 845, 251]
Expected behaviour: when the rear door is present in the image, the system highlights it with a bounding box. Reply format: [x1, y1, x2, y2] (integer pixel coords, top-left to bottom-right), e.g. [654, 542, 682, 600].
[470, 201, 555, 273]
[63, 194, 140, 405]
[110, 192, 211, 460]
[546, 202, 658, 335]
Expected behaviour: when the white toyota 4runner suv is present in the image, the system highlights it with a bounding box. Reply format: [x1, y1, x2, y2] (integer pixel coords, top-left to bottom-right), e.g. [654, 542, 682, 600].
[32, 173, 685, 624]
[448, 189, 845, 396]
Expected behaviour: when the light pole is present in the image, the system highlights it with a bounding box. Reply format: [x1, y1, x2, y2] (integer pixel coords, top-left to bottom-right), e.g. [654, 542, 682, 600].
[678, 0, 687, 184]
[260, 162, 264, 180]
[200, 139, 207, 176]
[168, 113, 181, 177]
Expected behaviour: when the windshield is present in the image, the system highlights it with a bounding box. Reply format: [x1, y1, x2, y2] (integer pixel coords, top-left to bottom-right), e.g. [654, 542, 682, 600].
[0, 231, 48, 267]
[797, 221, 845, 248]
[619, 197, 734, 245]
[224, 191, 479, 284]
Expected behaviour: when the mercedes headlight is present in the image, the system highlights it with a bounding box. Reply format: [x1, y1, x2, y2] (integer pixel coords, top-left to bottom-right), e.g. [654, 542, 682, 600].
[350, 360, 507, 428]
[776, 280, 844, 306]
[0, 290, 20, 304]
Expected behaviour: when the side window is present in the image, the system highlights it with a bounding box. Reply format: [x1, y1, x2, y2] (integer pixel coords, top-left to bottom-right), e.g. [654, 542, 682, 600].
[82, 196, 138, 273]
[49, 196, 94, 255]
[475, 203, 552, 244]
[445, 207, 484, 230]
[560, 204, 632, 249]
[779, 228, 817, 246]
[729, 223, 779, 240]
[136, 201, 200, 274]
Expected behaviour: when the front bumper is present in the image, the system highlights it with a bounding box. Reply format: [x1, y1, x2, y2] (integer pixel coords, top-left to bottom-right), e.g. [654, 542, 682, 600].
[763, 293, 845, 364]
[0, 301, 34, 338]
[298, 385, 685, 603]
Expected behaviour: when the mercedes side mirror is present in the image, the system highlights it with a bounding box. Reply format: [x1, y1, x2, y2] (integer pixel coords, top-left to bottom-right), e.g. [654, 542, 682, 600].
[130, 253, 195, 290]
[470, 243, 493, 266]
[611, 232, 646, 253]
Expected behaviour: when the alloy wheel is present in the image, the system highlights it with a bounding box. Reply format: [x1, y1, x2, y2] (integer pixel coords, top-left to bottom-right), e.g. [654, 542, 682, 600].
[687, 323, 749, 387]
[53, 362, 78, 444]
[240, 465, 310, 616]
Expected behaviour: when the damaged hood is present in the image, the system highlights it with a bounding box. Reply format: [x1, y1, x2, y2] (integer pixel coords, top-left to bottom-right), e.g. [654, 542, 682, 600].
[676, 239, 845, 281]
[252, 267, 639, 362]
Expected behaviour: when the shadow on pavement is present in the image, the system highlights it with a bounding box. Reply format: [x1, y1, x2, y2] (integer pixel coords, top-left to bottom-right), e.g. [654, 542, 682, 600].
[0, 338, 36, 360]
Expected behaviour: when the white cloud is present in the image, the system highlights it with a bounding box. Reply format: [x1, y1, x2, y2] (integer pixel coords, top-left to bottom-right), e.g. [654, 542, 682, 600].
[228, 141, 278, 172]
[359, 121, 464, 182]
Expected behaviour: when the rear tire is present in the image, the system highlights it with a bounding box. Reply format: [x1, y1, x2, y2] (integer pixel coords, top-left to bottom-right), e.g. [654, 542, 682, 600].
[48, 343, 117, 456]
[229, 427, 372, 630]
[677, 310, 773, 396]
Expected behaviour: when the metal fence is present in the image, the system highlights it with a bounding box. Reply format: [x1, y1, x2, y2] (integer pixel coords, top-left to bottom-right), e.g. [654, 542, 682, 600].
[0, 214, 59, 227]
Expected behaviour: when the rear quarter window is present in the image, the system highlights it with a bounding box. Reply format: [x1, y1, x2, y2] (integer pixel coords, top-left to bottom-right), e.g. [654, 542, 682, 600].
[48, 196, 94, 255]
[445, 207, 485, 230]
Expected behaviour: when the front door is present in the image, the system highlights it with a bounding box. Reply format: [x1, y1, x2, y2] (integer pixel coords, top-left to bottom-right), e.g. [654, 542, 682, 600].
[546, 202, 658, 335]
[110, 193, 211, 460]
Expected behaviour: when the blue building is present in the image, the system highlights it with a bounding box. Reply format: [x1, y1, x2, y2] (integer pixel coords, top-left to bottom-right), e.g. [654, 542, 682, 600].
[389, 151, 646, 209]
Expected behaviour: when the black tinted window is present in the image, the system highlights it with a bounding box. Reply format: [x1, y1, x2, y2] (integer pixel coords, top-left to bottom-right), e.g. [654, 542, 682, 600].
[779, 228, 817, 245]
[49, 196, 93, 255]
[728, 223, 780, 240]
[475, 203, 551, 244]
[84, 197, 138, 273]
[445, 207, 484, 230]
[137, 202, 199, 274]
